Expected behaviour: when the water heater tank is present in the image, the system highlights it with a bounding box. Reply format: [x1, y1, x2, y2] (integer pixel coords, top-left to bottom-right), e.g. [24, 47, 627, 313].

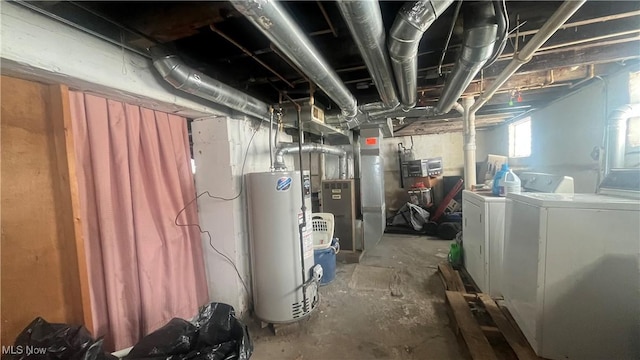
[245, 171, 318, 323]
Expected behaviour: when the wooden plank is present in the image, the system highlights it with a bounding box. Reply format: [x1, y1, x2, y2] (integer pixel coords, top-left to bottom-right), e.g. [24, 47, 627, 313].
[438, 264, 457, 291]
[446, 291, 498, 360]
[438, 263, 466, 293]
[480, 326, 504, 342]
[453, 270, 467, 293]
[48, 84, 94, 332]
[478, 294, 539, 360]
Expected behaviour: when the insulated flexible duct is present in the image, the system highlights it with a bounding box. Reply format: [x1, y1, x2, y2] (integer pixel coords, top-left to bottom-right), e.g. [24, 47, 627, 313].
[436, 2, 498, 114]
[388, 0, 454, 110]
[231, 0, 359, 128]
[151, 48, 270, 121]
[338, 0, 399, 109]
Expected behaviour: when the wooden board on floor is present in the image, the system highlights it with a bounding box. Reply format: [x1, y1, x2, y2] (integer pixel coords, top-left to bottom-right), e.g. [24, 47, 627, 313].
[446, 291, 498, 360]
[438, 263, 466, 292]
[445, 290, 542, 360]
[478, 295, 539, 360]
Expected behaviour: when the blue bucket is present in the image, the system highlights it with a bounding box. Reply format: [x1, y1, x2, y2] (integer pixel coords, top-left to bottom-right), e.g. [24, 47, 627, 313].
[314, 238, 339, 285]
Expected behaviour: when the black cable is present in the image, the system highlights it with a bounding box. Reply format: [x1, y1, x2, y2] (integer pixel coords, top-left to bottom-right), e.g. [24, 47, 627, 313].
[484, 0, 509, 68]
[174, 121, 262, 301]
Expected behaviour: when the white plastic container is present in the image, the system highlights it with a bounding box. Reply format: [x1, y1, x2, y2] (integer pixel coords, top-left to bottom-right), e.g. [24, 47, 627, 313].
[499, 170, 521, 196]
[312, 213, 335, 249]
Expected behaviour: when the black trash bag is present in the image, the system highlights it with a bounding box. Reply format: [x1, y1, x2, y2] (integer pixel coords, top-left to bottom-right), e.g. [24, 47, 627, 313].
[124, 319, 197, 359]
[194, 303, 252, 359]
[437, 222, 462, 240]
[6, 317, 116, 360]
[124, 302, 252, 360]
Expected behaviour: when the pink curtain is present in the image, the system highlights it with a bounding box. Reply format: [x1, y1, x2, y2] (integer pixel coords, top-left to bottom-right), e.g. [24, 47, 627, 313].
[69, 92, 209, 351]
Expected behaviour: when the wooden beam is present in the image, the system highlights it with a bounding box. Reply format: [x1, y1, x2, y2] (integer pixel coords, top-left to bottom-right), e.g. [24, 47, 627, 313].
[420, 40, 640, 80]
[512, 11, 640, 39]
[446, 291, 498, 360]
[48, 84, 94, 333]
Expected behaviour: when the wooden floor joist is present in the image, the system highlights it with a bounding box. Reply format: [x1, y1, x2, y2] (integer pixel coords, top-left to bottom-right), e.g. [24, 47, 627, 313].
[446, 291, 498, 360]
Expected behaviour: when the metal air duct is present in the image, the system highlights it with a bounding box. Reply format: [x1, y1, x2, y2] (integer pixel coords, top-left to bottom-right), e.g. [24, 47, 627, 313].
[338, 0, 399, 109]
[436, 2, 498, 114]
[388, 0, 454, 110]
[150, 48, 270, 121]
[274, 143, 348, 179]
[231, 0, 359, 128]
[606, 104, 640, 173]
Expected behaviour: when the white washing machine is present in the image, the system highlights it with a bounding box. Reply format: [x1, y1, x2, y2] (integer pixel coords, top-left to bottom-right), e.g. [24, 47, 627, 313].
[502, 169, 640, 360]
[462, 173, 574, 297]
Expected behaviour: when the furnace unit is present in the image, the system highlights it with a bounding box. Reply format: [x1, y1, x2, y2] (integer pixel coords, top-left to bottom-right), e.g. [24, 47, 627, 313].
[321, 179, 358, 251]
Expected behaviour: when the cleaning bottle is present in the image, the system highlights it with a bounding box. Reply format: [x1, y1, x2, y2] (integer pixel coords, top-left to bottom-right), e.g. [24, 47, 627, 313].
[492, 164, 509, 195]
[501, 169, 521, 196]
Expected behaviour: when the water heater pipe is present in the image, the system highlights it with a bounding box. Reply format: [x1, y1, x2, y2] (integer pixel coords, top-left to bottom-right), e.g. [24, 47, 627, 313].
[275, 143, 348, 179]
[269, 108, 275, 170]
[605, 104, 640, 173]
[295, 107, 309, 313]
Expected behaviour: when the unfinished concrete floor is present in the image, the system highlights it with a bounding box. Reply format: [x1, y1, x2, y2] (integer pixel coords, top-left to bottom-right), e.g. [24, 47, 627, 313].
[248, 234, 463, 360]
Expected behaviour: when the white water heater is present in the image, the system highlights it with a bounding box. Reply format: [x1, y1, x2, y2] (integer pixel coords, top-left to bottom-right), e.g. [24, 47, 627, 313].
[245, 171, 319, 323]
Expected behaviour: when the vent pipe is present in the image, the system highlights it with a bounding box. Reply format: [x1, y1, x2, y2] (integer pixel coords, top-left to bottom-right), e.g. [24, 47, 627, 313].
[275, 143, 348, 179]
[151, 48, 270, 121]
[436, 2, 497, 114]
[231, 0, 359, 128]
[388, 0, 454, 110]
[338, 0, 399, 109]
[605, 104, 640, 173]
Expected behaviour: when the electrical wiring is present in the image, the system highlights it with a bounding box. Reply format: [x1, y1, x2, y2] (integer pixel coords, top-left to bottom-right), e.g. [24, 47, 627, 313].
[174, 120, 262, 302]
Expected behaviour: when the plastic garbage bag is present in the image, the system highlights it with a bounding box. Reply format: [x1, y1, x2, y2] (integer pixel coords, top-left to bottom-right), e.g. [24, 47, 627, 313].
[6, 317, 116, 360]
[124, 319, 197, 358]
[124, 302, 252, 360]
[392, 203, 430, 231]
[437, 222, 462, 240]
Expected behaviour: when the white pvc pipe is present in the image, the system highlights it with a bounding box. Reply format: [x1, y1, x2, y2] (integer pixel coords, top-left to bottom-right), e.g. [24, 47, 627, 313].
[606, 104, 640, 173]
[462, 97, 476, 189]
[470, 0, 586, 114]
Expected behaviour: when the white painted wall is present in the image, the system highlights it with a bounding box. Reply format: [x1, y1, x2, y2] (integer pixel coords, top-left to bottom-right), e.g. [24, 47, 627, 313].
[381, 133, 464, 211]
[0, 2, 231, 119]
[476, 68, 633, 193]
[192, 117, 293, 314]
[1, 2, 291, 315]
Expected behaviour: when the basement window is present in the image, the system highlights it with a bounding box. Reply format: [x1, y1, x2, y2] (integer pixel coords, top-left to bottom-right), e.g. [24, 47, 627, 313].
[509, 117, 532, 158]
